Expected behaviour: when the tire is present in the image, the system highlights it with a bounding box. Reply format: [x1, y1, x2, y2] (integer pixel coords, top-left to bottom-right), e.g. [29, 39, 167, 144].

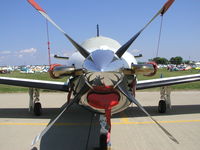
[158, 100, 166, 113]
[99, 133, 107, 150]
[34, 102, 42, 116]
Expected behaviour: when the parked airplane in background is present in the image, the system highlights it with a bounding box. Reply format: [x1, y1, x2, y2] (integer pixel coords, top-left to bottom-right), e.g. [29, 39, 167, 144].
[1, 0, 200, 149]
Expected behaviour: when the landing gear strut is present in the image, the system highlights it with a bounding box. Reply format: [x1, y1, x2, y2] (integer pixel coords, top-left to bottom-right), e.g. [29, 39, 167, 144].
[29, 88, 42, 116]
[158, 86, 171, 113]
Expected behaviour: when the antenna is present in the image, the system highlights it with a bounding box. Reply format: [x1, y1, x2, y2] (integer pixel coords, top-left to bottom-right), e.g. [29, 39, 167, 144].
[156, 16, 164, 57]
[46, 19, 51, 65]
[96, 24, 100, 37]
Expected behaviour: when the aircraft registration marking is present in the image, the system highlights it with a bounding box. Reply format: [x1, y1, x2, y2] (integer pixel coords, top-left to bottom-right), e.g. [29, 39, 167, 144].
[0, 119, 200, 126]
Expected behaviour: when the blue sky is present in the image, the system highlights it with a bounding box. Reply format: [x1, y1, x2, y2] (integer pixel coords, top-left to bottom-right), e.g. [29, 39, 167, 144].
[0, 0, 200, 65]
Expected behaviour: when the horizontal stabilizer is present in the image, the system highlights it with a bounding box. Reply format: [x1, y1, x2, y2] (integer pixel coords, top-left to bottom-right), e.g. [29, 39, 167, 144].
[54, 55, 69, 60]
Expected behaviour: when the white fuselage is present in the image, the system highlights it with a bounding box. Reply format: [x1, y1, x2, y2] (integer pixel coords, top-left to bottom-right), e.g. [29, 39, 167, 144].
[68, 36, 137, 69]
[65, 36, 138, 114]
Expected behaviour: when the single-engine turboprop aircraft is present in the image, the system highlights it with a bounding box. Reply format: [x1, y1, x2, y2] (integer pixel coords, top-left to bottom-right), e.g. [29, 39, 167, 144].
[1, 0, 200, 149]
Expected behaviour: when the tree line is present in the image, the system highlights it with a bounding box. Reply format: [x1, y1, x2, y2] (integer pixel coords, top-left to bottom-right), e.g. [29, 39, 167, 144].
[149, 56, 190, 65]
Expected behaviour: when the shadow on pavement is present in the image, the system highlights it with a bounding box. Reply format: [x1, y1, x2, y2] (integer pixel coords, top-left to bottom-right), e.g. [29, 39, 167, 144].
[113, 105, 200, 118]
[38, 104, 101, 150]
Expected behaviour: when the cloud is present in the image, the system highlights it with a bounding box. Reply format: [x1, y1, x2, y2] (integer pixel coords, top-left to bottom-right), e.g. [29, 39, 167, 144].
[0, 56, 5, 61]
[0, 48, 37, 56]
[0, 51, 11, 54]
[19, 48, 37, 54]
[18, 54, 23, 58]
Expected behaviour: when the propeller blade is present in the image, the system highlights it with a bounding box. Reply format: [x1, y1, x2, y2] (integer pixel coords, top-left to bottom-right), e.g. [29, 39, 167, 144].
[27, 0, 90, 58]
[117, 83, 179, 144]
[115, 0, 175, 58]
[161, 0, 175, 15]
[31, 99, 73, 146]
[31, 84, 90, 146]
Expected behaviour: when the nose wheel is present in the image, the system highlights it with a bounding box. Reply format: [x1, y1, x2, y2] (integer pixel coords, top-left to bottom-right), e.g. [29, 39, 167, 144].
[99, 133, 108, 150]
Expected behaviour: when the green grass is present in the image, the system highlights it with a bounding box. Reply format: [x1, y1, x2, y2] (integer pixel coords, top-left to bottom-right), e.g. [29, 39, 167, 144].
[0, 69, 199, 93]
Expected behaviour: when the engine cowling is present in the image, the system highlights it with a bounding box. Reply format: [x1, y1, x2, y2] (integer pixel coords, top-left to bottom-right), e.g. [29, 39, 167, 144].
[122, 62, 157, 76]
[49, 64, 76, 79]
[144, 62, 158, 76]
[132, 62, 157, 76]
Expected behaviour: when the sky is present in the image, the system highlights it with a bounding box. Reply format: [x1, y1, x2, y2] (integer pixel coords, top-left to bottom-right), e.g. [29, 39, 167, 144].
[0, 0, 200, 66]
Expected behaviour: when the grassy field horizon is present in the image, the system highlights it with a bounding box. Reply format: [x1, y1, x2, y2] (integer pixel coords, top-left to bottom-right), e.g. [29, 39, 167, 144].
[0, 69, 199, 93]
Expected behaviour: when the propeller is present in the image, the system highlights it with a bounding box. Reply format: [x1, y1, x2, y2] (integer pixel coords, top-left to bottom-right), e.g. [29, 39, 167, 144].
[31, 83, 90, 146]
[117, 82, 179, 144]
[115, 0, 175, 58]
[27, 0, 90, 58]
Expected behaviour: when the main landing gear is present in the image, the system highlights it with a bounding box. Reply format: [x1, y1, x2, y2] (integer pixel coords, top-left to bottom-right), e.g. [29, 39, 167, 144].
[29, 88, 42, 116]
[158, 86, 171, 113]
[158, 100, 166, 113]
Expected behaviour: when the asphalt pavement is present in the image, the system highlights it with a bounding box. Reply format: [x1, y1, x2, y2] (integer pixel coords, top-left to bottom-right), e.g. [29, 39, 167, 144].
[0, 91, 200, 150]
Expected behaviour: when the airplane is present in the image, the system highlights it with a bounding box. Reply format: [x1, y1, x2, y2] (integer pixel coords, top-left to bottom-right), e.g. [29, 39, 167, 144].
[1, 0, 200, 149]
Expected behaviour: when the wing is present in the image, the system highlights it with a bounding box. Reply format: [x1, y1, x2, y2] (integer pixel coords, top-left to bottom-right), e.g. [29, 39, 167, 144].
[0, 77, 68, 92]
[137, 74, 200, 90]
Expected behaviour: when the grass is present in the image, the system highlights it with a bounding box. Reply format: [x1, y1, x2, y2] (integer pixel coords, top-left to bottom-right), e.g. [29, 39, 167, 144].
[0, 69, 199, 93]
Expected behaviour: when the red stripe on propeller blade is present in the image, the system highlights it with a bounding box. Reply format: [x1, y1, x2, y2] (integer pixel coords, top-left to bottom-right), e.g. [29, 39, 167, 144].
[161, 0, 175, 15]
[27, 0, 46, 13]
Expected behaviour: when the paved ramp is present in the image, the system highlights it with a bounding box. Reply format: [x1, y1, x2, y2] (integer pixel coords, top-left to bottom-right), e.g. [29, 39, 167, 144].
[0, 92, 200, 150]
[39, 105, 100, 150]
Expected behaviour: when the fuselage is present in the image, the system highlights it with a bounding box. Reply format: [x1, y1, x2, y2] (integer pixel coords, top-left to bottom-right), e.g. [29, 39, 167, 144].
[68, 36, 137, 69]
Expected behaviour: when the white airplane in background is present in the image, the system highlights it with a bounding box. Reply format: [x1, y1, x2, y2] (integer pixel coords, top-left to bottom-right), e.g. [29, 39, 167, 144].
[1, 0, 200, 149]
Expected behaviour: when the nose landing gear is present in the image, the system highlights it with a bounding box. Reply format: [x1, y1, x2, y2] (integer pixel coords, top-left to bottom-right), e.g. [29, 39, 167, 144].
[99, 110, 112, 150]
